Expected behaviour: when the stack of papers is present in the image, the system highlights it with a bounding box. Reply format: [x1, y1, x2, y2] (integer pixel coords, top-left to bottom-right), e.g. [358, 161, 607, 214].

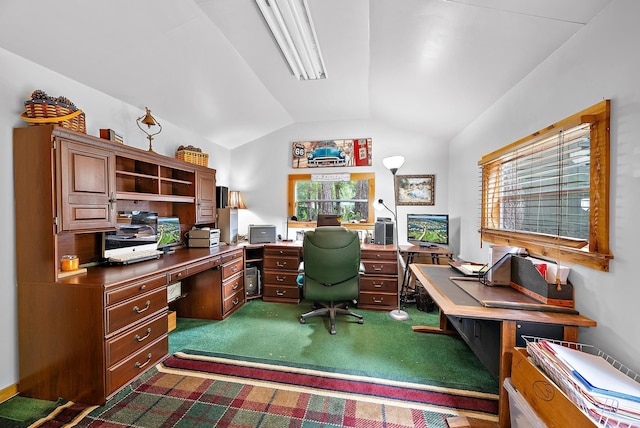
[527, 339, 640, 427]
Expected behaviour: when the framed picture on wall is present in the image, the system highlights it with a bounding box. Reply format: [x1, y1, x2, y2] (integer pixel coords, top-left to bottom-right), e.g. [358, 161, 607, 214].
[292, 138, 372, 168]
[395, 174, 435, 205]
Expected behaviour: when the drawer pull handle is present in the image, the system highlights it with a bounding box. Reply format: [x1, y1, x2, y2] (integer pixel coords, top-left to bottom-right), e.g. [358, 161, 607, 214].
[276, 276, 286, 282]
[176, 272, 183, 278]
[372, 265, 384, 271]
[139, 284, 146, 291]
[231, 265, 238, 272]
[135, 353, 152, 369]
[276, 261, 287, 268]
[135, 328, 152, 342]
[276, 290, 287, 296]
[232, 297, 239, 306]
[373, 282, 383, 288]
[232, 282, 239, 290]
[133, 300, 151, 314]
[373, 297, 384, 303]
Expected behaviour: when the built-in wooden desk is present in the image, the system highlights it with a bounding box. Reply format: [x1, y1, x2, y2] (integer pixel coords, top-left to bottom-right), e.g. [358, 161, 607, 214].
[409, 264, 597, 428]
[239, 241, 399, 310]
[19, 246, 244, 405]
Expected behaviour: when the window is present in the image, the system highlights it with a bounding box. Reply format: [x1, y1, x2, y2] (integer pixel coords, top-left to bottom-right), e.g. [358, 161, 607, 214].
[479, 100, 612, 271]
[288, 173, 375, 225]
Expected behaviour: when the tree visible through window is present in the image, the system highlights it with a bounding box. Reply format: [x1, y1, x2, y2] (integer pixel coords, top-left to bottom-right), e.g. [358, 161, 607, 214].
[288, 173, 374, 223]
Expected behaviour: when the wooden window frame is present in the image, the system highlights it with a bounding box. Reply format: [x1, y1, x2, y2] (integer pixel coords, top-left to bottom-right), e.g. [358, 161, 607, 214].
[288, 172, 375, 229]
[478, 100, 613, 271]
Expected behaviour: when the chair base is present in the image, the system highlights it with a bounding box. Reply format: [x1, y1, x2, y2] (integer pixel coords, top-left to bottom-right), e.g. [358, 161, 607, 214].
[299, 301, 364, 335]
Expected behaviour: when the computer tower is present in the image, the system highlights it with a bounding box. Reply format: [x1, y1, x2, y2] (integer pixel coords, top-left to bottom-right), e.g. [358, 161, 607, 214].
[245, 266, 260, 296]
[374, 218, 394, 245]
[216, 186, 228, 209]
[217, 207, 238, 243]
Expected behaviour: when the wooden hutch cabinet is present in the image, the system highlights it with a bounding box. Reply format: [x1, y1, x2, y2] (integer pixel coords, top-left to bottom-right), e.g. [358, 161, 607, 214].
[12, 125, 243, 405]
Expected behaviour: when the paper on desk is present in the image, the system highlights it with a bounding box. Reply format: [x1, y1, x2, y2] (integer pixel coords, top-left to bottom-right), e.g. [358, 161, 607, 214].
[545, 341, 640, 403]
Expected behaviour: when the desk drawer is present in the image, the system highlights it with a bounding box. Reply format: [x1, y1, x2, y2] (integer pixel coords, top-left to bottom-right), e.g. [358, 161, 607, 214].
[221, 249, 243, 264]
[187, 259, 213, 276]
[222, 258, 243, 280]
[106, 335, 167, 396]
[262, 284, 300, 302]
[106, 312, 167, 366]
[106, 287, 167, 335]
[106, 275, 167, 306]
[263, 256, 299, 271]
[264, 247, 300, 257]
[358, 291, 397, 309]
[362, 260, 398, 276]
[263, 271, 298, 286]
[360, 275, 398, 293]
[223, 272, 244, 299]
[223, 288, 244, 315]
[361, 249, 397, 261]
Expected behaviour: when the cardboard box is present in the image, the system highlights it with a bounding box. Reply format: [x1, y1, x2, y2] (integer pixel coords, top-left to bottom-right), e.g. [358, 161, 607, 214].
[168, 311, 176, 332]
[511, 348, 597, 427]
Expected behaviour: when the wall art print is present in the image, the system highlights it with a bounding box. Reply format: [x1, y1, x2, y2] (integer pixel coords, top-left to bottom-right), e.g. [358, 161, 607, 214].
[292, 138, 372, 168]
[395, 174, 435, 205]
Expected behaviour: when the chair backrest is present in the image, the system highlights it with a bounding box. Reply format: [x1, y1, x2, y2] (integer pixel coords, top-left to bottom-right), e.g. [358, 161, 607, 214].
[303, 226, 361, 287]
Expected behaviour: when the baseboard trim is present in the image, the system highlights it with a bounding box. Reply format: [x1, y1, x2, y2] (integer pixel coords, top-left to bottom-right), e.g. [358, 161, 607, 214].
[0, 383, 18, 403]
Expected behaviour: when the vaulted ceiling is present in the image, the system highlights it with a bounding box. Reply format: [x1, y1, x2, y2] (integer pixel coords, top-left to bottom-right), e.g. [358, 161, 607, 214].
[0, 0, 612, 149]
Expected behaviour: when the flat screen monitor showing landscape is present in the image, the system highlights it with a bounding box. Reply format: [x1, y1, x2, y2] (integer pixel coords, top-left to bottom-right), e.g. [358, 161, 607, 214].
[157, 217, 182, 253]
[407, 214, 449, 247]
[103, 211, 158, 259]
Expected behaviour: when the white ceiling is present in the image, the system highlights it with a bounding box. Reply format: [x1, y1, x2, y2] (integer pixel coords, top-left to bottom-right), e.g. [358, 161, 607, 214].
[0, 0, 612, 149]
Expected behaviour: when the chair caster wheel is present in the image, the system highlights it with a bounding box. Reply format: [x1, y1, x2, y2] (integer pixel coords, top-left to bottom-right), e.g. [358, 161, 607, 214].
[299, 317, 306, 324]
[358, 319, 364, 324]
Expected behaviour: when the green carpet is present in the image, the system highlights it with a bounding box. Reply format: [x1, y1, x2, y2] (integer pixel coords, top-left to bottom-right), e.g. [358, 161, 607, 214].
[169, 299, 499, 394]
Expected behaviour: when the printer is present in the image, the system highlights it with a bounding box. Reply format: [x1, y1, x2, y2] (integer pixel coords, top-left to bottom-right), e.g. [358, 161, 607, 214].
[248, 225, 276, 244]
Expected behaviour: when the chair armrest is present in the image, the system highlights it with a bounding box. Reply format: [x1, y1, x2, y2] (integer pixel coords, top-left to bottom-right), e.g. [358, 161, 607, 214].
[359, 262, 365, 275]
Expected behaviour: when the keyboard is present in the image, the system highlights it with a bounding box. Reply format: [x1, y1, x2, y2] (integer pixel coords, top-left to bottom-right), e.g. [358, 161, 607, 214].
[109, 249, 163, 265]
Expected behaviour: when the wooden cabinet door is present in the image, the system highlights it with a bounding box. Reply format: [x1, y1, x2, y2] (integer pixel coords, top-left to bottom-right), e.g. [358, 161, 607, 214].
[195, 170, 216, 224]
[57, 138, 116, 232]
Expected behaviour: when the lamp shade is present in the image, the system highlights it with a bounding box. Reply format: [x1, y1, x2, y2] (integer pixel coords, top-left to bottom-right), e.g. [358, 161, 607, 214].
[228, 191, 247, 209]
[382, 155, 405, 172]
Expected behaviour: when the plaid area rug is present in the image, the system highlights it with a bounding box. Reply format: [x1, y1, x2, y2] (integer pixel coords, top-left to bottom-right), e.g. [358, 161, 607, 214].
[71, 367, 453, 427]
[161, 351, 499, 421]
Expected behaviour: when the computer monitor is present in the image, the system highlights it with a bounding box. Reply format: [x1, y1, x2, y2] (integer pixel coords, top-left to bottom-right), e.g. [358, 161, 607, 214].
[407, 213, 449, 247]
[103, 211, 158, 259]
[317, 214, 341, 226]
[156, 217, 182, 253]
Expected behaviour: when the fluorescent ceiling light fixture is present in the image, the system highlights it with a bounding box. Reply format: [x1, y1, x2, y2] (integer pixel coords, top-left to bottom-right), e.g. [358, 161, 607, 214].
[255, 0, 327, 80]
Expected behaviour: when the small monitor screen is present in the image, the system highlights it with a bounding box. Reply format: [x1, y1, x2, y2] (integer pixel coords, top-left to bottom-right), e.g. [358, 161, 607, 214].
[407, 214, 449, 247]
[157, 217, 182, 253]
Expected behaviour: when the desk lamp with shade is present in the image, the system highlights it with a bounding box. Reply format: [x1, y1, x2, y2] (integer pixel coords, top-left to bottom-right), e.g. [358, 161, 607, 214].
[381, 155, 410, 321]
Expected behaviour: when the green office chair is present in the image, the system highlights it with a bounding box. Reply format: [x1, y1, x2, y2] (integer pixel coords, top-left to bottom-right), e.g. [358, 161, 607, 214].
[298, 226, 364, 335]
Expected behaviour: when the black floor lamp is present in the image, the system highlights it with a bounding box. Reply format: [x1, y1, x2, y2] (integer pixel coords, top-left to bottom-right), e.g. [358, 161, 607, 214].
[381, 155, 410, 321]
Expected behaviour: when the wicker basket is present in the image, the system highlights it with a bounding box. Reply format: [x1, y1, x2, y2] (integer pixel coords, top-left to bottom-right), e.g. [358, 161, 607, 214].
[176, 149, 209, 166]
[20, 99, 86, 133]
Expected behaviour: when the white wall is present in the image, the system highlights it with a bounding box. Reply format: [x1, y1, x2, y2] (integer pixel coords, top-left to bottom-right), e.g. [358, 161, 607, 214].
[229, 119, 450, 246]
[0, 47, 231, 391]
[449, 0, 640, 373]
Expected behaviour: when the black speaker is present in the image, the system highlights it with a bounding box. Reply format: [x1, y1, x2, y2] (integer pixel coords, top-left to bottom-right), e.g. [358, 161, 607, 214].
[374, 219, 394, 245]
[216, 186, 228, 208]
